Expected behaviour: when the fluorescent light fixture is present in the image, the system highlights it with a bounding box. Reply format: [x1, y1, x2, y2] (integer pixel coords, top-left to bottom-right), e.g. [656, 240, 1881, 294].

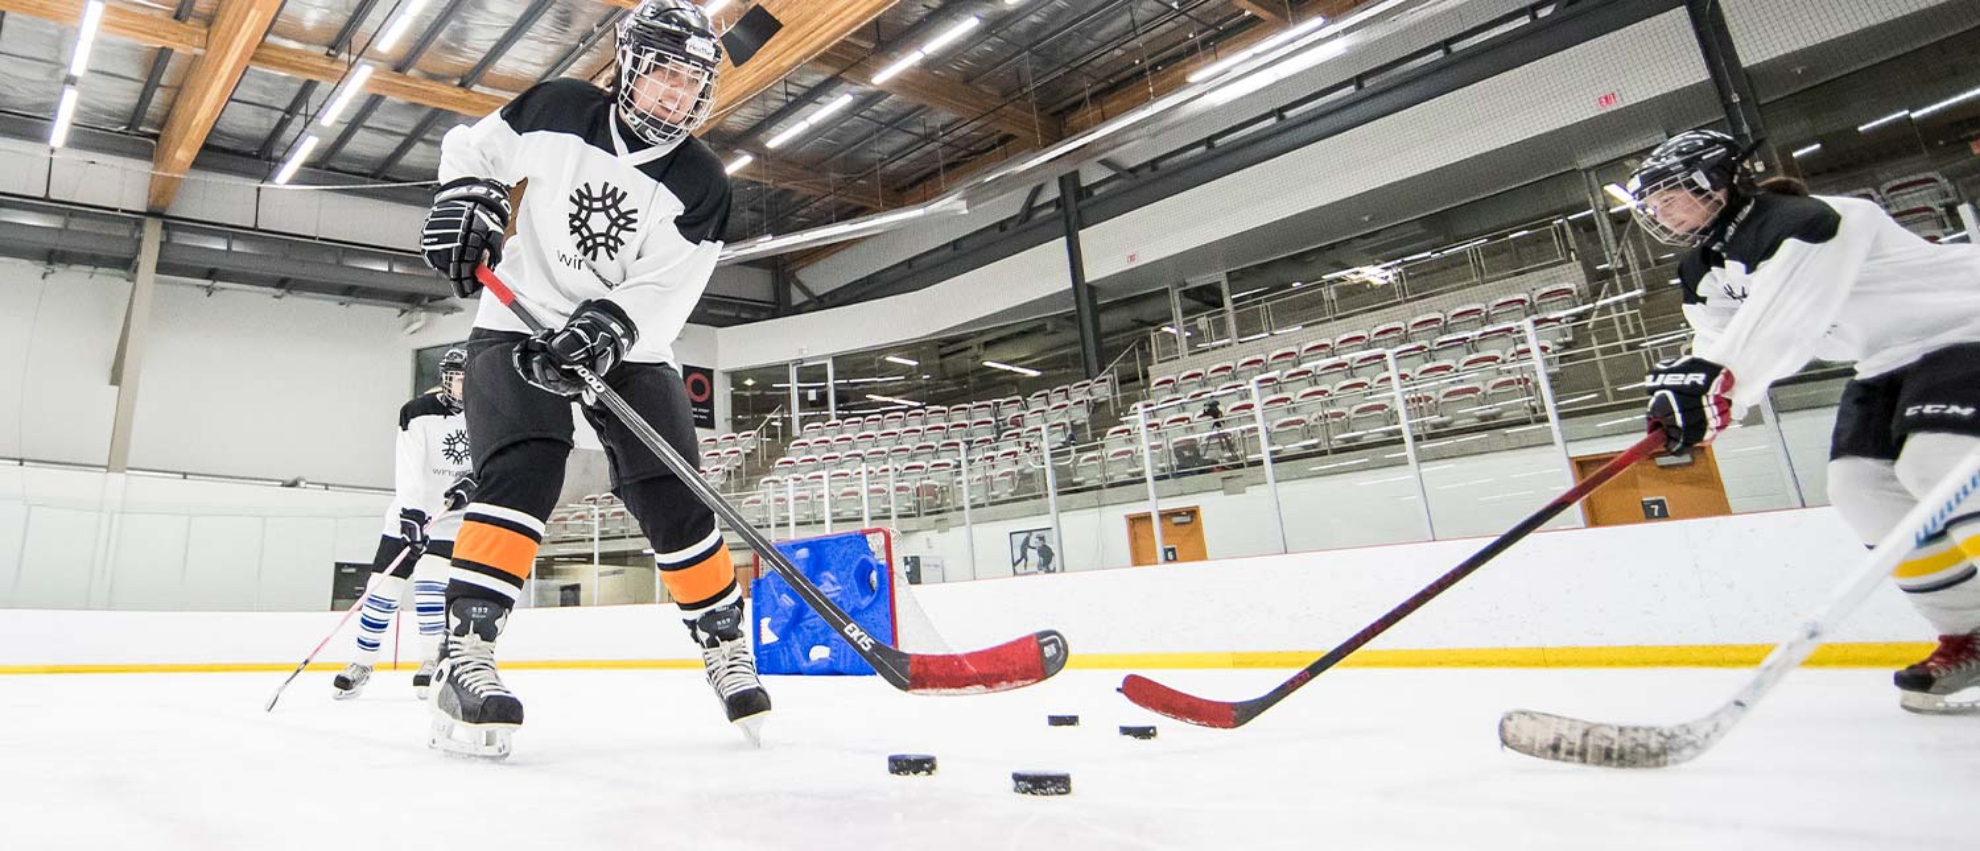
[1188, 14, 1332, 83]
[319, 63, 376, 126]
[883, 355, 919, 367]
[1608, 203, 1631, 214]
[373, 0, 432, 53]
[48, 84, 80, 149]
[1857, 110, 1910, 133]
[865, 394, 923, 407]
[743, 378, 755, 386]
[920, 16, 981, 55]
[1914, 86, 1980, 118]
[274, 134, 322, 185]
[704, 0, 733, 15]
[1602, 182, 1634, 206]
[1791, 142, 1822, 159]
[764, 93, 855, 149]
[68, 0, 107, 77]
[982, 360, 1041, 378]
[1566, 209, 1596, 221]
[724, 153, 754, 174]
[1508, 229, 1532, 239]
[1594, 415, 1640, 428]
[873, 53, 922, 84]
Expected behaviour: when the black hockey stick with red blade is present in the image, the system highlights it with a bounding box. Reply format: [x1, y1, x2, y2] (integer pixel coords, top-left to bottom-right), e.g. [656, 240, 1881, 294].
[1120, 431, 1664, 728]
[476, 266, 1068, 694]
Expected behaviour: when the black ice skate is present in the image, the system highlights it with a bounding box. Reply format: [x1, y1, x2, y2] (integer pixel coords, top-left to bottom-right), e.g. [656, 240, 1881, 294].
[1895, 631, 1980, 715]
[332, 663, 371, 700]
[429, 598, 524, 759]
[687, 600, 771, 746]
[412, 659, 437, 700]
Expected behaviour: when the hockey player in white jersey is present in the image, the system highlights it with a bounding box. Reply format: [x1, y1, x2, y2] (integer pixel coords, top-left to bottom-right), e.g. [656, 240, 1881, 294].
[1623, 130, 1980, 713]
[334, 348, 475, 700]
[418, 0, 767, 758]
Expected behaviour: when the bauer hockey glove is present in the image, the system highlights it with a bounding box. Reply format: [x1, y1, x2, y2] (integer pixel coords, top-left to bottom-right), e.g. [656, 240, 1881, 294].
[513, 299, 640, 397]
[1644, 356, 1735, 454]
[398, 508, 431, 548]
[443, 474, 477, 513]
[421, 178, 511, 298]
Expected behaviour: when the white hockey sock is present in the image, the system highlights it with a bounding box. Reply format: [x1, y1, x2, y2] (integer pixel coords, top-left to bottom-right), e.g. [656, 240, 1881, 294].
[1892, 434, 1980, 636]
[352, 573, 409, 666]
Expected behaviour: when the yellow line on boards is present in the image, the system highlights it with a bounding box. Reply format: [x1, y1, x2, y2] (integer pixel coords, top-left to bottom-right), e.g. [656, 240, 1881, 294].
[0, 643, 1933, 676]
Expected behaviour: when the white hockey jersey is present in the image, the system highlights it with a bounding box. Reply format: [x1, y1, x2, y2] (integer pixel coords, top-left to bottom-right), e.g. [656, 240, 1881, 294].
[438, 78, 731, 367]
[1679, 193, 1980, 414]
[382, 392, 474, 542]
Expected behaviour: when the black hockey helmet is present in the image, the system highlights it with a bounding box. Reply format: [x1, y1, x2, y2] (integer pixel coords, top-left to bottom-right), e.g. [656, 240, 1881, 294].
[615, 0, 723, 149]
[1622, 130, 1758, 247]
[438, 347, 468, 410]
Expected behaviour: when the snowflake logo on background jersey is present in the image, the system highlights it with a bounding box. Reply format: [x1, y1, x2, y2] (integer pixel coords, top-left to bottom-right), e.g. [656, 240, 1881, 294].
[568, 182, 638, 262]
[442, 430, 470, 465]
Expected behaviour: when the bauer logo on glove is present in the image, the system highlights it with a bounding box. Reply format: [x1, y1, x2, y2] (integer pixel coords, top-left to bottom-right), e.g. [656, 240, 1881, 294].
[1644, 356, 1735, 454]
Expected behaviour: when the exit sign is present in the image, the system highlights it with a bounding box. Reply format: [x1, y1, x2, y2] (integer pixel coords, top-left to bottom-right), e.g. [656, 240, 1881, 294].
[1597, 92, 1622, 110]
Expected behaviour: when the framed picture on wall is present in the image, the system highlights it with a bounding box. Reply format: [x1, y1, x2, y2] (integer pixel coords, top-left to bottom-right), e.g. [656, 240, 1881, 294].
[1008, 529, 1058, 575]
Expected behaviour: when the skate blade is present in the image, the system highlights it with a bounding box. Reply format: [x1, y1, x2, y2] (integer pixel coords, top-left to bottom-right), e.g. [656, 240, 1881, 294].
[414, 685, 430, 701]
[733, 712, 769, 748]
[1899, 689, 1980, 715]
[428, 714, 518, 761]
[332, 689, 363, 702]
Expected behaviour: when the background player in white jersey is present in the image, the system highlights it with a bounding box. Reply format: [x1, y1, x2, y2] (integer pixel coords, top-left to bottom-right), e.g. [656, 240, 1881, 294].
[417, 0, 768, 758]
[334, 348, 475, 700]
[1624, 130, 1980, 713]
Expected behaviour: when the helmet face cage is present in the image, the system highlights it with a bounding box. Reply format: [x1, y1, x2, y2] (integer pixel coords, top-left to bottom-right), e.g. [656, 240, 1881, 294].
[1623, 131, 1745, 248]
[1625, 170, 1731, 249]
[439, 348, 468, 407]
[615, 1, 721, 149]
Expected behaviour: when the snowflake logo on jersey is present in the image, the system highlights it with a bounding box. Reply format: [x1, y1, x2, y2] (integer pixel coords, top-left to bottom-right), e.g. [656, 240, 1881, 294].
[441, 430, 471, 465]
[568, 182, 638, 262]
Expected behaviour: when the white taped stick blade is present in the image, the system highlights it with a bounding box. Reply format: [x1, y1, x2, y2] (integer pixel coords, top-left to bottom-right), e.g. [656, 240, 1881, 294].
[1498, 709, 1724, 769]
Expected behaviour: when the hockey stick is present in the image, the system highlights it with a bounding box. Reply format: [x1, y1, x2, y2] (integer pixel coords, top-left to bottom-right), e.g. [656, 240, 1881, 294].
[1500, 446, 1980, 768]
[474, 265, 1068, 694]
[264, 541, 422, 712]
[1120, 431, 1665, 728]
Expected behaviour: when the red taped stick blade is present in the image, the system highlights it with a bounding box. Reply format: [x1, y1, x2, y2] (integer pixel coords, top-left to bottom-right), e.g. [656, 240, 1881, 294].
[1119, 675, 1241, 728]
[906, 631, 1068, 695]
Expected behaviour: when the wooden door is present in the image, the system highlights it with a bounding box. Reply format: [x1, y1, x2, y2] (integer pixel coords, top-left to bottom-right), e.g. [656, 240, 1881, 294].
[1128, 507, 1209, 565]
[1574, 446, 1732, 527]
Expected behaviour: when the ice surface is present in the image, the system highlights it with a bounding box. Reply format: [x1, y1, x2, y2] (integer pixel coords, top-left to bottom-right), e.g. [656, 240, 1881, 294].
[0, 668, 1975, 850]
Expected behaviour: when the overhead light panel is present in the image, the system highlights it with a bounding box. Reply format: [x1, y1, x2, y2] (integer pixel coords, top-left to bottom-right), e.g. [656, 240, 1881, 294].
[1602, 183, 1634, 206]
[48, 84, 80, 149]
[982, 360, 1041, 378]
[883, 355, 919, 366]
[274, 134, 322, 185]
[1857, 110, 1910, 133]
[872, 16, 981, 85]
[1791, 142, 1822, 159]
[764, 93, 855, 149]
[319, 63, 376, 126]
[725, 153, 755, 174]
[373, 0, 432, 54]
[68, 0, 107, 77]
[704, 0, 733, 15]
[1188, 14, 1331, 83]
[865, 394, 923, 407]
[1914, 86, 1980, 118]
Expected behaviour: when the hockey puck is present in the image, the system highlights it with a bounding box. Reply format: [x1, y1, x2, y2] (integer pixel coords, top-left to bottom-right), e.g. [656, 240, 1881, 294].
[887, 754, 937, 776]
[1012, 771, 1072, 796]
[1046, 714, 1080, 727]
[1119, 725, 1157, 739]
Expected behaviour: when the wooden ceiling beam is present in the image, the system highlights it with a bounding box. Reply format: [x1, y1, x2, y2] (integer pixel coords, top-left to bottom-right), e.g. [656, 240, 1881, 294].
[1231, 0, 1291, 25]
[815, 41, 1061, 148]
[706, 0, 904, 124]
[0, 0, 206, 53]
[146, 0, 282, 211]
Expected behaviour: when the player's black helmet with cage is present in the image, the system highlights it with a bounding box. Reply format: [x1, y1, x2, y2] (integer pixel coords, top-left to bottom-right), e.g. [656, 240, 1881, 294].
[614, 0, 724, 149]
[1622, 130, 1758, 248]
[438, 347, 468, 410]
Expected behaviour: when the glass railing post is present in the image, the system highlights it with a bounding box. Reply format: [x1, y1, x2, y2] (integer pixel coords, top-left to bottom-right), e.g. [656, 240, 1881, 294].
[959, 444, 978, 580]
[1133, 408, 1168, 564]
[1522, 316, 1586, 527]
[1383, 348, 1436, 540]
[860, 464, 873, 527]
[1040, 436, 1065, 569]
[1758, 393, 1808, 508]
[1247, 376, 1288, 554]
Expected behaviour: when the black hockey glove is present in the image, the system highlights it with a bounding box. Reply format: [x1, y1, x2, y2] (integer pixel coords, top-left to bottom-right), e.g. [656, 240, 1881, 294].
[1644, 356, 1736, 454]
[513, 299, 640, 397]
[421, 177, 511, 298]
[443, 474, 477, 513]
[398, 508, 431, 548]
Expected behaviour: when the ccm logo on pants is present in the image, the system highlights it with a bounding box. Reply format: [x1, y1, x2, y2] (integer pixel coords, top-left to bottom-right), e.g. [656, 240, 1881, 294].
[1905, 404, 1978, 418]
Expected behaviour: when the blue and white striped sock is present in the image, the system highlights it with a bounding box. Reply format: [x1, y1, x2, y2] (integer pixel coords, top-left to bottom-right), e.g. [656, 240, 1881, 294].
[352, 574, 408, 666]
[414, 578, 447, 661]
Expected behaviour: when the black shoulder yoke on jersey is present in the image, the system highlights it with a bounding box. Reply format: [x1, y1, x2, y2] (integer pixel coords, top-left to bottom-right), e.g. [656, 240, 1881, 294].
[1676, 194, 1842, 305]
[399, 392, 453, 430]
[499, 79, 731, 244]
